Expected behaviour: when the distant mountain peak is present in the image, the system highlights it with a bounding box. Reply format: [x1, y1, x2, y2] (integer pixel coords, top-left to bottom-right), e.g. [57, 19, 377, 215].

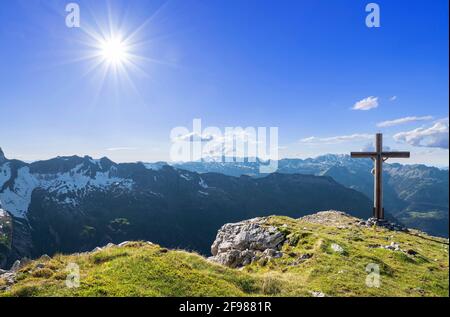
[0, 147, 6, 163]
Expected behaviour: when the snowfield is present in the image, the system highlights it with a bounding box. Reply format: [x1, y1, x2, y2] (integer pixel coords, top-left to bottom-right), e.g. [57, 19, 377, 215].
[0, 162, 134, 219]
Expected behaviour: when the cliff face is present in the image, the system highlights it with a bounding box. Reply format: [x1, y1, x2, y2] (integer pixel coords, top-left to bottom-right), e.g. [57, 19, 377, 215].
[0, 148, 6, 164]
[1, 211, 448, 297]
[0, 208, 12, 268]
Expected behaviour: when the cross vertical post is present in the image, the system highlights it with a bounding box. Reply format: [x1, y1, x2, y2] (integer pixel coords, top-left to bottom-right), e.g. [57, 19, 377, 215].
[351, 133, 410, 220]
[374, 133, 383, 219]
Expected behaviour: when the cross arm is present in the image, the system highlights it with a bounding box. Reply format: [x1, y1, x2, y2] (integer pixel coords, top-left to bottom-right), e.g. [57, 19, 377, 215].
[350, 152, 377, 158]
[382, 152, 410, 158]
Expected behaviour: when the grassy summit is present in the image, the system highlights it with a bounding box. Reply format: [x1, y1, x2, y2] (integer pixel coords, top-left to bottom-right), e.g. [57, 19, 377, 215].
[0, 212, 448, 297]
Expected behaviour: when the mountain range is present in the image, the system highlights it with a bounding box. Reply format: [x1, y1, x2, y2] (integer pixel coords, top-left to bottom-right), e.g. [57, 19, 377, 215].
[174, 155, 449, 237]
[0, 148, 372, 268]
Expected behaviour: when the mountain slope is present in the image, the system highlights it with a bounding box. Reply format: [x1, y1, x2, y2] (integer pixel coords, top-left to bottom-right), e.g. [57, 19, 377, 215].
[1, 212, 448, 297]
[0, 208, 12, 268]
[175, 155, 449, 237]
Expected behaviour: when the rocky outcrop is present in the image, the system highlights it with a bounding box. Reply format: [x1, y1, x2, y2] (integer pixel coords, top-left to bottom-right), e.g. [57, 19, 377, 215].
[0, 259, 28, 291]
[299, 210, 409, 232]
[209, 217, 286, 268]
[299, 210, 356, 227]
[208, 211, 421, 269]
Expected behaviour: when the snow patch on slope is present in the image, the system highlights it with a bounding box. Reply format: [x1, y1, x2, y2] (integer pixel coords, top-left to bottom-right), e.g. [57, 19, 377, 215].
[143, 162, 166, 171]
[0, 164, 134, 219]
[180, 173, 192, 181]
[199, 178, 208, 189]
[0, 167, 39, 218]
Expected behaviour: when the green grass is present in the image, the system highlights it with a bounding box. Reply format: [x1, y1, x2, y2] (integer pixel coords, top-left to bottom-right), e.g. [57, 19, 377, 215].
[1, 214, 448, 297]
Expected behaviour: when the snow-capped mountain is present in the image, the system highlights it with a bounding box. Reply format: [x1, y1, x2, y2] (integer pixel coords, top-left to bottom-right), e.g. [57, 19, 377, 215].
[0, 155, 132, 218]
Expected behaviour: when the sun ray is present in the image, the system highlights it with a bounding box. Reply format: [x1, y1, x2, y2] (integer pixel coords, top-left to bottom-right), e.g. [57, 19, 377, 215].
[126, 53, 179, 68]
[124, 0, 172, 46]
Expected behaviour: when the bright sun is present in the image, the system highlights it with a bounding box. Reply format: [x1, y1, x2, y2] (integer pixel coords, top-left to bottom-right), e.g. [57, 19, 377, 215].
[99, 36, 130, 66]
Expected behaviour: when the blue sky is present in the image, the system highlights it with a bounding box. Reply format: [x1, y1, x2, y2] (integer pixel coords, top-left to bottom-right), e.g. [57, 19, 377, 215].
[0, 0, 448, 166]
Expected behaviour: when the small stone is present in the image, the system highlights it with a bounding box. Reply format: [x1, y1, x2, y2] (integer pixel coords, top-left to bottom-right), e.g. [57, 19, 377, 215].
[413, 287, 425, 294]
[118, 241, 131, 247]
[262, 248, 282, 258]
[331, 243, 344, 253]
[258, 257, 268, 266]
[290, 253, 312, 266]
[406, 249, 418, 256]
[310, 291, 326, 297]
[40, 254, 51, 261]
[299, 253, 312, 260]
[35, 263, 45, 269]
[383, 242, 401, 251]
[2, 272, 16, 285]
[10, 260, 21, 272]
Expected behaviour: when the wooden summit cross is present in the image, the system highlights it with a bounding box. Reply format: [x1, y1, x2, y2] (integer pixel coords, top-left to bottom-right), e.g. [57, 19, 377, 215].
[351, 133, 410, 220]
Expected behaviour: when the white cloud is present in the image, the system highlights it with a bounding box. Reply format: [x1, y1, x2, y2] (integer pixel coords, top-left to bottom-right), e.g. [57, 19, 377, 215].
[300, 133, 373, 144]
[393, 118, 449, 149]
[172, 132, 215, 143]
[377, 115, 434, 128]
[361, 142, 391, 152]
[172, 128, 265, 158]
[389, 96, 397, 101]
[352, 96, 379, 111]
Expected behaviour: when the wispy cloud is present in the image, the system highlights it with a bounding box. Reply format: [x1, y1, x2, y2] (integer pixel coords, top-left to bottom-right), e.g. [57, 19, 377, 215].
[393, 118, 449, 149]
[106, 147, 138, 151]
[172, 129, 263, 157]
[172, 132, 215, 142]
[300, 133, 373, 144]
[389, 96, 397, 101]
[352, 96, 379, 111]
[361, 142, 391, 152]
[377, 115, 433, 128]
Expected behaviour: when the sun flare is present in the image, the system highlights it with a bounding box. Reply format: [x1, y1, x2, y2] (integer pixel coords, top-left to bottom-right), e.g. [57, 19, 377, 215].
[98, 36, 130, 66]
